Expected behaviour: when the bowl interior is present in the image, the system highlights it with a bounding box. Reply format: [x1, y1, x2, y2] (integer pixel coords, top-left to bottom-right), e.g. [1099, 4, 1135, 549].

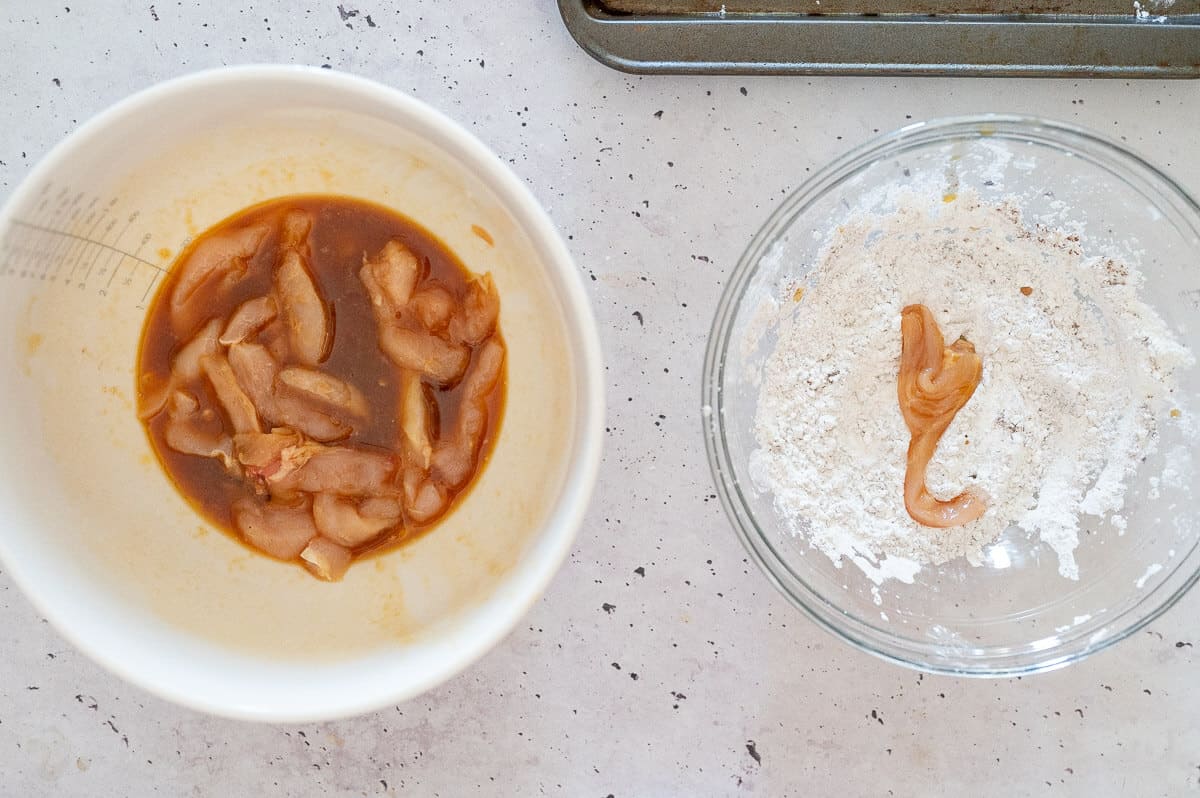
[0, 69, 595, 718]
[710, 118, 1200, 674]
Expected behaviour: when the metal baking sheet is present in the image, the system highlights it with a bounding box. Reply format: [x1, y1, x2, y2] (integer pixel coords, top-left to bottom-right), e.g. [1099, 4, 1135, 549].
[559, 0, 1200, 77]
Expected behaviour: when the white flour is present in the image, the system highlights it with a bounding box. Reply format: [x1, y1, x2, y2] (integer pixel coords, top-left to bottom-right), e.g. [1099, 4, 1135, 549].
[749, 194, 1193, 583]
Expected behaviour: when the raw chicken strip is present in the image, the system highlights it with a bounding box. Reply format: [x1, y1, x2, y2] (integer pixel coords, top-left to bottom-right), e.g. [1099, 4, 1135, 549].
[358, 260, 390, 322]
[257, 318, 292, 363]
[897, 304, 987, 528]
[138, 317, 222, 420]
[399, 371, 434, 469]
[233, 429, 307, 474]
[238, 438, 324, 497]
[271, 395, 351, 444]
[280, 209, 312, 250]
[401, 464, 449, 525]
[268, 445, 396, 497]
[378, 326, 469, 385]
[431, 339, 505, 489]
[169, 389, 200, 416]
[278, 367, 370, 418]
[232, 497, 317, 560]
[360, 496, 403, 520]
[362, 239, 421, 313]
[173, 318, 224, 384]
[227, 343, 351, 442]
[300, 536, 352, 581]
[163, 423, 232, 465]
[410, 285, 456, 332]
[160, 389, 237, 472]
[170, 222, 270, 337]
[201, 354, 262, 434]
[312, 492, 400, 548]
[220, 295, 277, 346]
[447, 274, 499, 346]
[407, 480, 448, 525]
[226, 343, 280, 411]
[276, 248, 332, 366]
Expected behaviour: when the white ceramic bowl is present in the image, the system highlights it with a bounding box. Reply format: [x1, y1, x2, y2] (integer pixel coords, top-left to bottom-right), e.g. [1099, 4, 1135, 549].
[0, 66, 603, 721]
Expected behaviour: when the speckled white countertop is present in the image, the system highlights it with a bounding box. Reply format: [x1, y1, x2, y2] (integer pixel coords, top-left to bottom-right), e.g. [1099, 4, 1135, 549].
[1, 2, 1198, 795]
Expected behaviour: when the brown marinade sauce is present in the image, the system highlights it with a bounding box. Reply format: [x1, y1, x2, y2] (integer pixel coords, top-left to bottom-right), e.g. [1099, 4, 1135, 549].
[137, 195, 505, 567]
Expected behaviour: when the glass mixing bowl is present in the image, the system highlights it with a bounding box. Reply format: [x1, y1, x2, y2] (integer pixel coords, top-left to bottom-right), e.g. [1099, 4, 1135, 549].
[703, 116, 1200, 676]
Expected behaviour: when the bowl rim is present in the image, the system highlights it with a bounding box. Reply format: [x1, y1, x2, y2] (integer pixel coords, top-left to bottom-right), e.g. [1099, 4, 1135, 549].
[0, 64, 605, 720]
[702, 113, 1200, 677]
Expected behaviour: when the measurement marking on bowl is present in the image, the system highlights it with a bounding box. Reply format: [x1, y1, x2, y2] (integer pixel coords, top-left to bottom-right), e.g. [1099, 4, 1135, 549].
[9, 183, 65, 277]
[38, 190, 83, 279]
[1, 184, 164, 307]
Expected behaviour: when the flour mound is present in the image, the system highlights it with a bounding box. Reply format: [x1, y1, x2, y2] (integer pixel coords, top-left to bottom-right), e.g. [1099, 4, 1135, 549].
[749, 194, 1193, 582]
